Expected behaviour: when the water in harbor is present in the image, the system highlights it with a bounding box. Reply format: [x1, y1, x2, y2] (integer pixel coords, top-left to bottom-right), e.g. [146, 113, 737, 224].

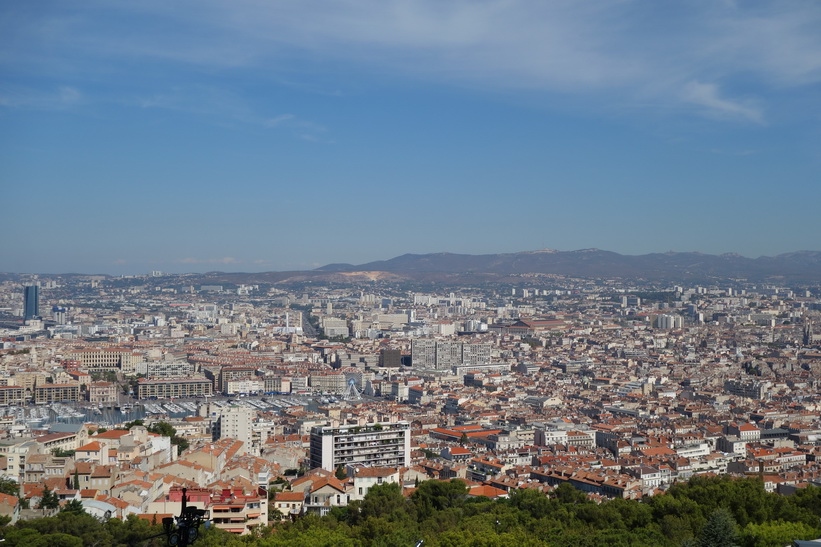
[3, 395, 319, 429]
[3, 401, 198, 428]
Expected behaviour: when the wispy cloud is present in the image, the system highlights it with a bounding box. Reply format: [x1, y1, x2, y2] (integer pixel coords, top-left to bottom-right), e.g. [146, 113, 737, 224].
[0, 85, 82, 109]
[265, 114, 328, 141]
[265, 114, 295, 127]
[131, 85, 257, 121]
[681, 81, 763, 123]
[4, 1, 821, 122]
[128, 87, 330, 140]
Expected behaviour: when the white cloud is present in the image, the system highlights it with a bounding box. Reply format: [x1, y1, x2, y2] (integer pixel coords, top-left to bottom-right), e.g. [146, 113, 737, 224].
[6, 1, 821, 121]
[681, 81, 763, 123]
[265, 113, 328, 141]
[59, 86, 81, 104]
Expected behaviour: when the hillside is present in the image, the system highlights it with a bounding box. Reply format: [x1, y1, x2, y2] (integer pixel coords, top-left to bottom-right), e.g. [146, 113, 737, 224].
[316, 249, 821, 282]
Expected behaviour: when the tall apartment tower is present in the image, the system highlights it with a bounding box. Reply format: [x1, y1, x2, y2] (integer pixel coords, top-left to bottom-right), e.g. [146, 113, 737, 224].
[213, 405, 255, 454]
[378, 349, 402, 368]
[24, 285, 39, 321]
[462, 343, 492, 366]
[411, 339, 437, 368]
[434, 341, 462, 369]
[309, 421, 411, 471]
[412, 339, 492, 369]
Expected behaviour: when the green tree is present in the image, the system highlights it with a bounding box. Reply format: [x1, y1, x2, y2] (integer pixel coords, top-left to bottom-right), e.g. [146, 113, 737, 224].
[72, 471, 80, 490]
[411, 479, 468, 520]
[553, 482, 589, 504]
[354, 482, 413, 524]
[171, 435, 190, 453]
[28, 532, 83, 547]
[741, 520, 820, 547]
[147, 421, 176, 437]
[38, 487, 60, 510]
[256, 523, 360, 546]
[698, 508, 739, 547]
[60, 499, 85, 515]
[507, 487, 558, 521]
[106, 513, 165, 546]
[0, 477, 19, 496]
[784, 484, 821, 521]
[334, 465, 347, 480]
[269, 505, 284, 522]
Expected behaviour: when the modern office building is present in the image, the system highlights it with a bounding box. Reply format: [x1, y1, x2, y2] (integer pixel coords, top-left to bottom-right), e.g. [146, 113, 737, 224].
[24, 285, 39, 321]
[52, 306, 68, 324]
[309, 420, 410, 471]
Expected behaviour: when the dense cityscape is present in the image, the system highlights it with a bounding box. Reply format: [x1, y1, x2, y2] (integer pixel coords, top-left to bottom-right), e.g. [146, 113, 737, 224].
[4, 2, 821, 544]
[0, 265, 819, 544]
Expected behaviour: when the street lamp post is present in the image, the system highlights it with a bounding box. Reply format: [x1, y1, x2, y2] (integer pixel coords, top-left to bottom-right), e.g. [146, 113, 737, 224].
[163, 488, 208, 546]
[142, 488, 208, 546]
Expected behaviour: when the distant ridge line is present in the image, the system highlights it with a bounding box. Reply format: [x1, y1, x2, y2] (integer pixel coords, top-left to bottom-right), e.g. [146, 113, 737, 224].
[313, 249, 821, 282]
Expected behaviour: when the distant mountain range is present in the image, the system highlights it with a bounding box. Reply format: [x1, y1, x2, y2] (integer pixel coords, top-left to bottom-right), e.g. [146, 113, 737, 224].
[314, 249, 821, 283]
[6, 249, 820, 285]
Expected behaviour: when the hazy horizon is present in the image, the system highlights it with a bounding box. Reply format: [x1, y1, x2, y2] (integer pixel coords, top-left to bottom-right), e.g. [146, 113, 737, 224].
[3, 247, 821, 277]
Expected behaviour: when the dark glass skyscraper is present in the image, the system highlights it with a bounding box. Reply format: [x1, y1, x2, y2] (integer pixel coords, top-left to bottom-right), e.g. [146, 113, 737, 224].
[24, 285, 39, 321]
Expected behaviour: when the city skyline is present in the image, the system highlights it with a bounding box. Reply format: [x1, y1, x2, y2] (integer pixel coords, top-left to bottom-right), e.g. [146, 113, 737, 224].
[3, 1, 821, 275]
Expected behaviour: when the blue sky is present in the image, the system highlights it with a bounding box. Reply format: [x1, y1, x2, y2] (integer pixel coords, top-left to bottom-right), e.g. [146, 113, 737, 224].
[2, 1, 820, 274]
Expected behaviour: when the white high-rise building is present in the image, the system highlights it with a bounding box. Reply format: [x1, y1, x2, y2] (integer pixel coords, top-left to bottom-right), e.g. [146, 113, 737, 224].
[656, 314, 683, 329]
[309, 421, 411, 471]
[213, 405, 255, 454]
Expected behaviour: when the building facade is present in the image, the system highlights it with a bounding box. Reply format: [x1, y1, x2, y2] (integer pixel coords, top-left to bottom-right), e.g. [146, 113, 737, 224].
[309, 421, 411, 471]
[0, 387, 25, 406]
[68, 350, 140, 373]
[24, 285, 39, 321]
[213, 405, 254, 453]
[137, 378, 214, 399]
[34, 384, 81, 403]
